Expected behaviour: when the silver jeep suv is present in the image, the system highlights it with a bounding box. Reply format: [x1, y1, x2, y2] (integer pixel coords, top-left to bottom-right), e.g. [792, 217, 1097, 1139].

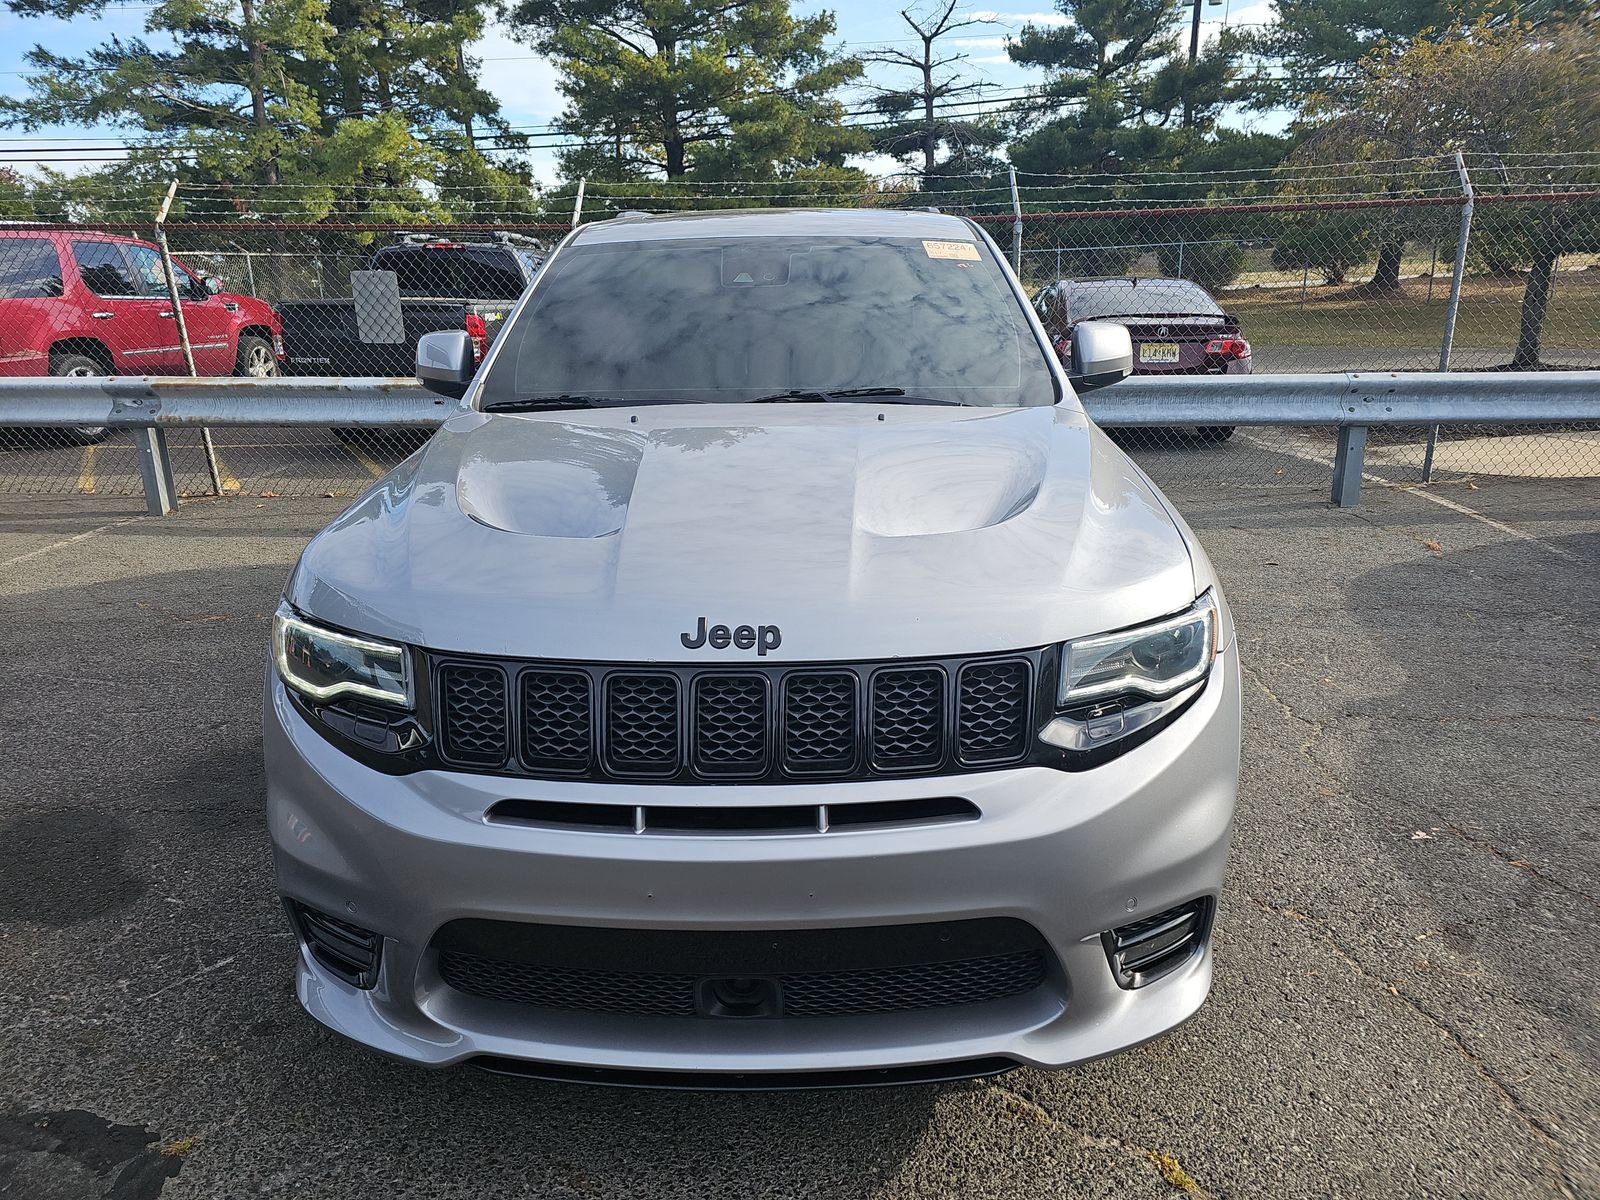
[264, 207, 1239, 1088]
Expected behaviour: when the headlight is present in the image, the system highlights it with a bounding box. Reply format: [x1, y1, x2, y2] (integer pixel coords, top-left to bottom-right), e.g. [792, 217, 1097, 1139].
[273, 605, 412, 708]
[1059, 591, 1217, 707]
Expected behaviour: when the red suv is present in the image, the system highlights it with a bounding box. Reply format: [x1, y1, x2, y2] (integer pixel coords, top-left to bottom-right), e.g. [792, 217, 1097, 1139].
[0, 229, 283, 383]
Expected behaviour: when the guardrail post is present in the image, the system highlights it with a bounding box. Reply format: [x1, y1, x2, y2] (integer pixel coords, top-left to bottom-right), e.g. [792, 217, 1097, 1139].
[1330, 425, 1367, 508]
[1426, 152, 1475, 482]
[134, 427, 177, 516]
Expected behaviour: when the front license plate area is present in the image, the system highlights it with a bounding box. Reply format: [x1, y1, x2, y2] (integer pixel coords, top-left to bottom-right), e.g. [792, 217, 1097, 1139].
[1138, 342, 1180, 364]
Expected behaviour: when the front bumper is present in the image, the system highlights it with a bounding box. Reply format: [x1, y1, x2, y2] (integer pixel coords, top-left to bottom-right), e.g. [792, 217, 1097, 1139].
[264, 648, 1240, 1081]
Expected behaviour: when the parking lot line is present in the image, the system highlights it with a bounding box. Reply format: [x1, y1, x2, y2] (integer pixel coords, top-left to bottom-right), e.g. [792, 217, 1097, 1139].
[0, 516, 140, 570]
[76, 444, 96, 494]
[211, 449, 242, 494]
[348, 443, 386, 479]
[1235, 430, 1578, 560]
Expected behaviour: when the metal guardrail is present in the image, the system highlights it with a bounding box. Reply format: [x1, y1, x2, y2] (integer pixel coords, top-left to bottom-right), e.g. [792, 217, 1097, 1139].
[0, 371, 1594, 514]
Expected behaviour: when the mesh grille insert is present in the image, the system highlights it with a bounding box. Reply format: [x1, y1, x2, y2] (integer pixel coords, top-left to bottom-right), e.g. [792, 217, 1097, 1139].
[438, 663, 509, 765]
[957, 659, 1032, 763]
[780, 951, 1046, 1016]
[871, 667, 944, 769]
[519, 669, 592, 772]
[692, 674, 769, 775]
[604, 673, 680, 775]
[437, 947, 1046, 1018]
[439, 950, 698, 1016]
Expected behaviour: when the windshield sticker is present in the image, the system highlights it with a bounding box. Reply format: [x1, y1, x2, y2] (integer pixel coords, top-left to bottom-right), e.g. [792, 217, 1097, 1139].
[923, 239, 980, 261]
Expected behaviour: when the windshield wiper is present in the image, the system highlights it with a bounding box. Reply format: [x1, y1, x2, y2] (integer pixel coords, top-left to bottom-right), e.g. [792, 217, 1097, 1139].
[749, 388, 964, 406]
[482, 394, 692, 412]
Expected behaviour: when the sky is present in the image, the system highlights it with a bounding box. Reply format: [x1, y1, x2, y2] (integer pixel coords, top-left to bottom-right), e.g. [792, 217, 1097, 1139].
[0, 0, 1278, 182]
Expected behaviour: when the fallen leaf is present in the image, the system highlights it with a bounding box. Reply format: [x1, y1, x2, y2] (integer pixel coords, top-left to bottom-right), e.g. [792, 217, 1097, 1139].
[1422, 539, 1442, 553]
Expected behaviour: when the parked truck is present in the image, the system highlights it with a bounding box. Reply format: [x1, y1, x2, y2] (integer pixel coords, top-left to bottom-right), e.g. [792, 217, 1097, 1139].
[276, 234, 544, 377]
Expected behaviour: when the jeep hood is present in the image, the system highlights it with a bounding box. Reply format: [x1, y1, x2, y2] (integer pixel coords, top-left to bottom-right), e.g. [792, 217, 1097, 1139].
[289, 404, 1198, 661]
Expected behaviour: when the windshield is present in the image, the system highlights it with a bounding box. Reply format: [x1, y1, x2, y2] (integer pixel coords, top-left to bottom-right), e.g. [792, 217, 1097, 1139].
[478, 232, 1058, 408]
[1062, 280, 1223, 320]
[374, 246, 528, 299]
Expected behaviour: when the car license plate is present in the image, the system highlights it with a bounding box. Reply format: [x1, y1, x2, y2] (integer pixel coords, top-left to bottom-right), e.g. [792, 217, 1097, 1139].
[1139, 342, 1180, 364]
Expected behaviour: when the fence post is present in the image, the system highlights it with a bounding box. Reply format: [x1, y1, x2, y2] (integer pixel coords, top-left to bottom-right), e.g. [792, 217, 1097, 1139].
[243, 250, 257, 297]
[571, 178, 587, 229]
[1009, 167, 1022, 275]
[134, 428, 177, 516]
[1330, 425, 1367, 508]
[155, 179, 224, 497]
[1425, 151, 1474, 481]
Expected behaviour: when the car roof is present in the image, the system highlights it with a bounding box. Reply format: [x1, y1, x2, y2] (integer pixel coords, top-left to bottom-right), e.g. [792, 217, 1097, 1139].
[1053, 277, 1208, 291]
[0, 227, 144, 245]
[571, 207, 978, 245]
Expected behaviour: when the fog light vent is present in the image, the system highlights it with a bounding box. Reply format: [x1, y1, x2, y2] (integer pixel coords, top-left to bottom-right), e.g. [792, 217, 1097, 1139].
[1102, 897, 1212, 989]
[291, 902, 382, 990]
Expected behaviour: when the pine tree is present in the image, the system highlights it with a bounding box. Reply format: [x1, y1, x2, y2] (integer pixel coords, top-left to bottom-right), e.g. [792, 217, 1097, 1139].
[503, 0, 866, 180]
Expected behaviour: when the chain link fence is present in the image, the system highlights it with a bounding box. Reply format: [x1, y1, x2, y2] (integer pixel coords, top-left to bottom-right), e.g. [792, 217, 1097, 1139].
[0, 156, 1596, 499]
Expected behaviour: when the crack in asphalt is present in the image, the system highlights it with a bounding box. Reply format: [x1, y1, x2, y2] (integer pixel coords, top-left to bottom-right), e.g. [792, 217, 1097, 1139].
[1244, 892, 1578, 1198]
[1438, 823, 1600, 910]
[986, 1086, 1213, 1197]
[1243, 663, 1598, 910]
[1238, 659, 1586, 1198]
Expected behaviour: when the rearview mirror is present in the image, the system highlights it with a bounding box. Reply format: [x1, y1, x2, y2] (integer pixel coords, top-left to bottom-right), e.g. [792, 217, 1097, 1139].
[1067, 321, 1133, 393]
[416, 330, 474, 398]
[203, 274, 223, 295]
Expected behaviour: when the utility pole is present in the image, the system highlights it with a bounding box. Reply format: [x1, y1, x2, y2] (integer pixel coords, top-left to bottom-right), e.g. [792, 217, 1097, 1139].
[1182, 0, 1220, 127]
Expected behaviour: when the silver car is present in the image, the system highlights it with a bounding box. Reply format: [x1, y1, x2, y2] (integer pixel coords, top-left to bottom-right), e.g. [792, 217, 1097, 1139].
[265, 208, 1240, 1088]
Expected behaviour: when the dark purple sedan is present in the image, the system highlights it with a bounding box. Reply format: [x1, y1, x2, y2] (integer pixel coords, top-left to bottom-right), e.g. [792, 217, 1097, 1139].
[1033, 277, 1250, 440]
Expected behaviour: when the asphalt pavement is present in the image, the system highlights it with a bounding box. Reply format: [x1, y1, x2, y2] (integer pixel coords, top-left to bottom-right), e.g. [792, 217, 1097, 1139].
[0, 474, 1596, 1199]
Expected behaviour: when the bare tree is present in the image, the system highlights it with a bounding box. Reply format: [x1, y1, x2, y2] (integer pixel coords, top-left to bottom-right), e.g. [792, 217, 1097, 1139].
[863, 1, 997, 177]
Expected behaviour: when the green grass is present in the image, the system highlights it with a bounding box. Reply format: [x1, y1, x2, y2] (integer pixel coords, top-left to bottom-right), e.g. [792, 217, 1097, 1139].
[1225, 271, 1600, 354]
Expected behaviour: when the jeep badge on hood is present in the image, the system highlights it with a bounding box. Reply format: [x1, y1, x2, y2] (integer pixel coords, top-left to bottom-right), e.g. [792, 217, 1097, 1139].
[680, 617, 782, 655]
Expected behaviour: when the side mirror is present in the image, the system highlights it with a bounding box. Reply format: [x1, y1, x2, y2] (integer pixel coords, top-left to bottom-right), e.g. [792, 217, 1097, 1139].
[203, 275, 223, 295]
[415, 330, 474, 398]
[1067, 320, 1133, 393]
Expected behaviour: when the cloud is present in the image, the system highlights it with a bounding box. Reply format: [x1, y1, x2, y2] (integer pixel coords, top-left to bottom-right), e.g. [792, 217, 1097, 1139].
[969, 10, 1070, 26]
[470, 23, 565, 127]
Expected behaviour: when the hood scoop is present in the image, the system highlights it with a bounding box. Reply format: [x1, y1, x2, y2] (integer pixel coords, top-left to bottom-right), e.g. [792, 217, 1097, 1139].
[854, 427, 1047, 537]
[456, 422, 645, 538]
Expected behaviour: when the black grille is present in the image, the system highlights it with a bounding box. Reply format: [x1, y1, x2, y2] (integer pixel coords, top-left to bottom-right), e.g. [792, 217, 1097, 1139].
[692, 674, 769, 776]
[783, 672, 857, 774]
[438, 664, 509, 765]
[440, 951, 699, 1016]
[780, 952, 1047, 1015]
[605, 673, 680, 775]
[434, 918, 1051, 1020]
[957, 659, 1032, 763]
[871, 668, 945, 770]
[431, 653, 1035, 783]
[519, 670, 592, 772]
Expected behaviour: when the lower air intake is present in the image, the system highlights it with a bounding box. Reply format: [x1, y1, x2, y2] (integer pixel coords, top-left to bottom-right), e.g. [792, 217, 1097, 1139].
[292, 902, 382, 990]
[433, 918, 1051, 1019]
[1102, 897, 1213, 989]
